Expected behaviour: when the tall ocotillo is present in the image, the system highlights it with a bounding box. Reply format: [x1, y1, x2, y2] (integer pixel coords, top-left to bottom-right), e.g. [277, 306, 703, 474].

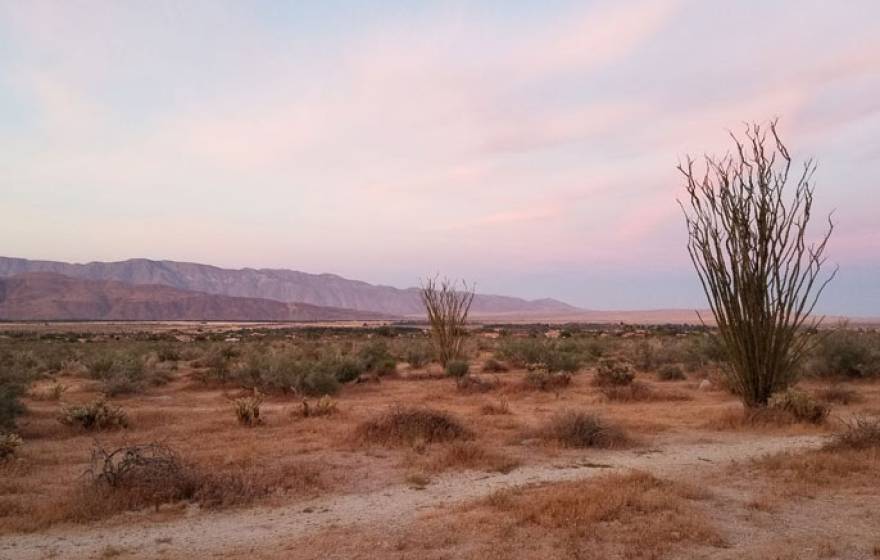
[420, 276, 475, 367]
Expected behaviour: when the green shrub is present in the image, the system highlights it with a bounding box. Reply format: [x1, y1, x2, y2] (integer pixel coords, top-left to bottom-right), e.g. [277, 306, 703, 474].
[330, 357, 363, 383]
[402, 343, 432, 369]
[297, 369, 340, 397]
[544, 350, 580, 374]
[445, 360, 470, 378]
[59, 399, 129, 430]
[87, 352, 158, 396]
[768, 389, 829, 424]
[809, 329, 880, 378]
[0, 383, 25, 431]
[657, 364, 686, 381]
[593, 358, 635, 386]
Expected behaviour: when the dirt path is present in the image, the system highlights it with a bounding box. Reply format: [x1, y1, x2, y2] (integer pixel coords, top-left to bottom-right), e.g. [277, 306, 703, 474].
[0, 434, 825, 560]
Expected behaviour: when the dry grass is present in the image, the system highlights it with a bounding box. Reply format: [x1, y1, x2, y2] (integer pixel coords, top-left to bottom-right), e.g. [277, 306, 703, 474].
[469, 471, 723, 558]
[817, 383, 863, 405]
[599, 381, 692, 403]
[355, 406, 473, 447]
[534, 411, 629, 448]
[480, 397, 511, 415]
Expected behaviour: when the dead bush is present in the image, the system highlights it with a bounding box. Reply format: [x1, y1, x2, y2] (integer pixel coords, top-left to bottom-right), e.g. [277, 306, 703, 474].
[593, 358, 635, 386]
[768, 388, 829, 424]
[59, 399, 129, 431]
[456, 375, 499, 393]
[355, 406, 473, 446]
[536, 411, 628, 448]
[826, 416, 880, 451]
[85, 443, 199, 511]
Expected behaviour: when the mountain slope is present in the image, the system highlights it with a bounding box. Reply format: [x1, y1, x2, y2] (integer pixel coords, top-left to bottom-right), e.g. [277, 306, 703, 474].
[0, 257, 579, 316]
[0, 273, 389, 321]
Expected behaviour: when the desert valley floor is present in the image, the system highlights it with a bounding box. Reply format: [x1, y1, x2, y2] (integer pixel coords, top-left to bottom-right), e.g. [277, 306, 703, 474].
[1, 323, 879, 560]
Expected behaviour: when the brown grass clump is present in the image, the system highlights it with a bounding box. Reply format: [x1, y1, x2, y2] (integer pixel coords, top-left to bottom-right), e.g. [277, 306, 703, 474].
[355, 406, 473, 446]
[425, 442, 520, 474]
[536, 411, 629, 448]
[478, 471, 722, 557]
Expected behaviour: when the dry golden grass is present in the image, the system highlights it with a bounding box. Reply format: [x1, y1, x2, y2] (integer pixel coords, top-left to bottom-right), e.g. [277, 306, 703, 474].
[533, 410, 630, 448]
[354, 406, 473, 447]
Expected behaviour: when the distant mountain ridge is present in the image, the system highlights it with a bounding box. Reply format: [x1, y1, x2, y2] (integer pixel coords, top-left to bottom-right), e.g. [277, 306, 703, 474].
[0, 257, 579, 316]
[0, 272, 389, 321]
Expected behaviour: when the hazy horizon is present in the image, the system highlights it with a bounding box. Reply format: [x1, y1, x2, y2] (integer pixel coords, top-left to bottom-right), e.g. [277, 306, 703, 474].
[2, 1, 878, 315]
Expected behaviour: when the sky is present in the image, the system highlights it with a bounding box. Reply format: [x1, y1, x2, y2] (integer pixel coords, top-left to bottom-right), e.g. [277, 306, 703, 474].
[0, 1, 878, 315]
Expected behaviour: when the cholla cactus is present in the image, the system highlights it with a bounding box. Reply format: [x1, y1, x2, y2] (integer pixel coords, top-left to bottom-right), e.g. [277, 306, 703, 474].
[233, 391, 264, 426]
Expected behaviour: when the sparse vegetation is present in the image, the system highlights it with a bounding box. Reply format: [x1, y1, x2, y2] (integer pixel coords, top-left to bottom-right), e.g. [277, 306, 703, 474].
[59, 399, 129, 430]
[657, 364, 686, 381]
[444, 359, 470, 379]
[481, 358, 509, 373]
[808, 328, 880, 378]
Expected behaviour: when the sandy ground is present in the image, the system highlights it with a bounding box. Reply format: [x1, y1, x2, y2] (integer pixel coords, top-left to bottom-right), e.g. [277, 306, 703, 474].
[0, 433, 825, 560]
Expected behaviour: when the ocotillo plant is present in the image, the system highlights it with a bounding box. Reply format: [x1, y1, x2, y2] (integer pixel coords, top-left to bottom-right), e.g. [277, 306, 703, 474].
[679, 119, 836, 408]
[420, 276, 475, 367]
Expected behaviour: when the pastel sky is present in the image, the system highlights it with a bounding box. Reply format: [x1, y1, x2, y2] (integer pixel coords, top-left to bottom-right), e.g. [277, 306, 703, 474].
[1, 1, 878, 315]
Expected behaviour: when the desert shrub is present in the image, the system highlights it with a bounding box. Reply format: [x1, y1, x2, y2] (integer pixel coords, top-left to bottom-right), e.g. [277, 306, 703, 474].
[482, 358, 509, 373]
[657, 364, 686, 381]
[155, 346, 181, 362]
[497, 338, 547, 368]
[403, 344, 431, 369]
[0, 383, 25, 431]
[808, 329, 880, 378]
[537, 411, 628, 448]
[825, 416, 880, 450]
[329, 357, 363, 383]
[445, 360, 470, 378]
[233, 392, 263, 426]
[522, 370, 571, 392]
[544, 350, 580, 374]
[87, 352, 160, 396]
[59, 399, 129, 430]
[429, 441, 520, 474]
[297, 369, 340, 396]
[358, 342, 397, 376]
[0, 432, 22, 460]
[816, 383, 862, 405]
[355, 406, 472, 446]
[768, 389, 829, 424]
[593, 358, 635, 386]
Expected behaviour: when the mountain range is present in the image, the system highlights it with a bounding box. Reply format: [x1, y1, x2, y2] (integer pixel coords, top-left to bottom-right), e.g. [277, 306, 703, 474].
[0, 257, 577, 321]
